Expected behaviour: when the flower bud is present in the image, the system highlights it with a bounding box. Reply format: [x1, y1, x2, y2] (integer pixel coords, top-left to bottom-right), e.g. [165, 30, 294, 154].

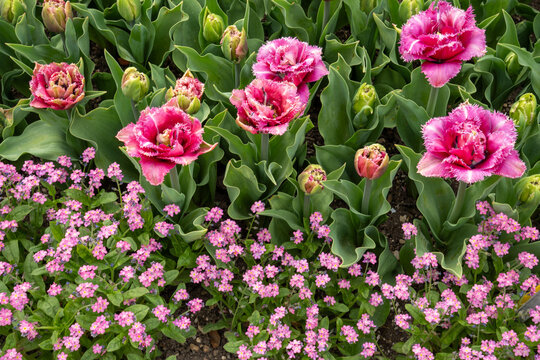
[504, 52, 520, 77]
[42, 0, 72, 33]
[165, 69, 204, 114]
[519, 175, 540, 203]
[221, 25, 247, 63]
[0, 0, 24, 23]
[510, 93, 537, 126]
[117, 0, 140, 22]
[298, 165, 327, 195]
[121, 67, 149, 102]
[352, 83, 378, 115]
[399, 0, 422, 23]
[360, 0, 377, 13]
[354, 144, 389, 180]
[202, 7, 224, 43]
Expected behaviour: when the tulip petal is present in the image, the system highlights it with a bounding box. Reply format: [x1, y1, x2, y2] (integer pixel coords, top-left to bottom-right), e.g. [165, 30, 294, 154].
[421, 61, 462, 88]
[417, 152, 447, 178]
[494, 150, 526, 179]
[139, 155, 176, 186]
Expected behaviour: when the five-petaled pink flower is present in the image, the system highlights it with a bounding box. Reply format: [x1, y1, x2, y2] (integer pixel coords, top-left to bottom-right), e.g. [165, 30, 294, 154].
[230, 79, 306, 135]
[399, 1, 486, 87]
[417, 103, 526, 183]
[116, 106, 217, 186]
[29, 62, 85, 110]
[252, 37, 328, 102]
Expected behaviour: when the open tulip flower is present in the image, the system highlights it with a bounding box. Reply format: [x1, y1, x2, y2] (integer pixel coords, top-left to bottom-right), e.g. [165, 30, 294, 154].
[417, 103, 526, 183]
[399, 1, 486, 88]
[116, 106, 217, 186]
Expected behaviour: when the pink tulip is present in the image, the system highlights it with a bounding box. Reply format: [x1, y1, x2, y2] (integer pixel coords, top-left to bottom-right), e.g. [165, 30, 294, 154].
[230, 79, 306, 135]
[354, 144, 389, 180]
[116, 106, 217, 186]
[165, 69, 205, 114]
[29, 62, 85, 110]
[252, 37, 328, 103]
[399, 1, 486, 87]
[417, 104, 526, 183]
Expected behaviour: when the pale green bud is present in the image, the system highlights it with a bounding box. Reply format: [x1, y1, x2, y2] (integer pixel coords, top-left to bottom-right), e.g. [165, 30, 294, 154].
[519, 175, 540, 203]
[510, 93, 537, 127]
[0, 0, 24, 23]
[298, 164, 327, 195]
[221, 25, 247, 63]
[399, 0, 423, 23]
[117, 0, 140, 22]
[353, 83, 378, 115]
[121, 67, 149, 102]
[202, 7, 224, 43]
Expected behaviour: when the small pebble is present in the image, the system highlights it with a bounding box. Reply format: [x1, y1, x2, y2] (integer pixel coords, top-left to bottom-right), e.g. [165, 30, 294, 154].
[189, 344, 200, 351]
[203, 345, 210, 353]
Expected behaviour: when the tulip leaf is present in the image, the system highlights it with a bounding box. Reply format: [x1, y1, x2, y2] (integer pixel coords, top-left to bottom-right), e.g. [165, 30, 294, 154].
[104, 50, 135, 127]
[271, 0, 315, 42]
[223, 159, 266, 219]
[316, 144, 358, 181]
[149, 2, 185, 65]
[330, 211, 377, 267]
[498, 43, 540, 99]
[495, 11, 520, 59]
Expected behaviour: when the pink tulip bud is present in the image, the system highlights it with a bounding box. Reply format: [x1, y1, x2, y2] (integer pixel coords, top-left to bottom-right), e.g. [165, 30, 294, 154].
[298, 164, 327, 195]
[165, 69, 204, 114]
[354, 144, 389, 180]
[42, 0, 72, 33]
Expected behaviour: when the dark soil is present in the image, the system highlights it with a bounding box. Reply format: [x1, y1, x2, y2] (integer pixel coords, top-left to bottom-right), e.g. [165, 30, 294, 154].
[335, 25, 351, 42]
[376, 309, 409, 359]
[90, 41, 109, 74]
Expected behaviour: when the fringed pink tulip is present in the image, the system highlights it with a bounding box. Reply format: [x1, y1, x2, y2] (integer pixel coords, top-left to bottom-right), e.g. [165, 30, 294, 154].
[417, 104, 526, 183]
[165, 70, 204, 114]
[252, 37, 328, 103]
[399, 1, 486, 87]
[29, 62, 84, 110]
[230, 79, 306, 135]
[116, 106, 217, 186]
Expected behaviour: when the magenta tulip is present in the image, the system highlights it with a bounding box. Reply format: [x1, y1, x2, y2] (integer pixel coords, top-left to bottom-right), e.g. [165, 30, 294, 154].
[29, 62, 85, 110]
[116, 106, 217, 186]
[417, 104, 526, 183]
[399, 1, 486, 87]
[252, 37, 328, 103]
[230, 79, 305, 135]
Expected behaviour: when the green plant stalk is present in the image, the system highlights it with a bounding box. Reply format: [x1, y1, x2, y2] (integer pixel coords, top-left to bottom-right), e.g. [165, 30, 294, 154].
[426, 86, 440, 117]
[323, 0, 330, 29]
[261, 133, 269, 161]
[170, 166, 181, 194]
[361, 179, 372, 214]
[61, 33, 68, 57]
[448, 181, 467, 224]
[130, 99, 139, 120]
[234, 62, 241, 88]
[303, 194, 310, 217]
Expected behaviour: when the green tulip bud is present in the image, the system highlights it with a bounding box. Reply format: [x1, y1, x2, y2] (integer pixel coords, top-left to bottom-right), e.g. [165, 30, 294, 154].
[165, 69, 204, 114]
[121, 67, 149, 102]
[360, 0, 377, 13]
[221, 25, 247, 63]
[353, 83, 378, 115]
[399, 0, 423, 23]
[510, 93, 537, 127]
[0, 0, 23, 23]
[202, 7, 224, 43]
[519, 175, 540, 203]
[504, 52, 520, 77]
[298, 164, 327, 195]
[117, 0, 140, 22]
[42, 0, 72, 33]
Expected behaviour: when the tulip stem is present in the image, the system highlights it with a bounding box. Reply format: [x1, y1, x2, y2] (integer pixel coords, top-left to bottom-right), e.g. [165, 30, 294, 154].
[261, 133, 269, 161]
[130, 100, 139, 120]
[169, 166, 181, 194]
[234, 63, 241, 88]
[303, 194, 311, 218]
[61, 33, 68, 57]
[323, 0, 331, 30]
[448, 181, 467, 224]
[426, 86, 440, 117]
[362, 179, 372, 214]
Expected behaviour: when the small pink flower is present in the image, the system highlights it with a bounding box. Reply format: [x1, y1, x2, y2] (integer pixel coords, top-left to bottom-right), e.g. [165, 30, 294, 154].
[253, 37, 329, 102]
[30, 62, 85, 110]
[399, 1, 486, 87]
[418, 104, 526, 183]
[230, 79, 306, 135]
[116, 106, 217, 185]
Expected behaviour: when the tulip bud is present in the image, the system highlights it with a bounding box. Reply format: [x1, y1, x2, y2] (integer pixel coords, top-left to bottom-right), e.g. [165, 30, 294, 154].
[298, 164, 327, 195]
[399, 0, 423, 23]
[510, 93, 537, 126]
[202, 7, 224, 43]
[165, 69, 204, 114]
[519, 175, 540, 203]
[0, 0, 24, 23]
[352, 83, 378, 115]
[121, 67, 149, 102]
[117, 0, 140, 22]
[360, 0, 377, 13]
[354, 144, 389, 180]
[42, 0, 72, 33]
[504, 52, 520, 77]
[221, 25, 247, 63]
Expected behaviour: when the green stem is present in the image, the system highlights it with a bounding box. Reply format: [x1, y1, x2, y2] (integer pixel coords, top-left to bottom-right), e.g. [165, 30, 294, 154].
[130, 99, 139, 120]
[448, 181, 467, 224]
[426, 86, 440, 117]
[169, 166, 181, 194]
[61, 32, 68, 57]
[361, 179, 372, 214]
[323, 0, 330, 30]
[303, 194, 311, 218]
[261, 133, 269, 161]
[234, 62, 241, 88]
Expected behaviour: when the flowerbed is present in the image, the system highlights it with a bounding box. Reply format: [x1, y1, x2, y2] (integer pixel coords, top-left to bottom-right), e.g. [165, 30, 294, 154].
[0, 0, 538, 359]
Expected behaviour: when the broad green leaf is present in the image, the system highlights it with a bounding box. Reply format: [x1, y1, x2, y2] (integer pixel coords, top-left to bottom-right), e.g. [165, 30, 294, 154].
[223, 159, 266, 219]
